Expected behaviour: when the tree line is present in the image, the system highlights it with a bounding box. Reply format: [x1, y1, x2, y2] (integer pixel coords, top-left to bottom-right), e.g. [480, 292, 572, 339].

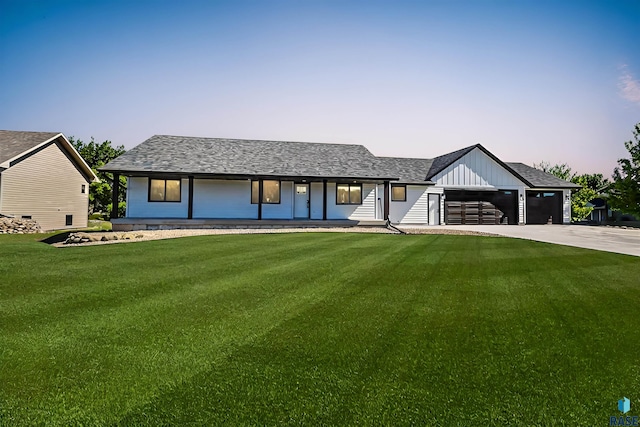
[535, 122, 640, 221]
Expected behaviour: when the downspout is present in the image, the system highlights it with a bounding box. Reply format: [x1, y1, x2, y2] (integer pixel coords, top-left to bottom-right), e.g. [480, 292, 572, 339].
[386, 219, 406, 234]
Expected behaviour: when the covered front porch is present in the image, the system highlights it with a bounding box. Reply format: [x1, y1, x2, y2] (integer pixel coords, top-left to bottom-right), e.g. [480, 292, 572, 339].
[110, 174, 394, 224]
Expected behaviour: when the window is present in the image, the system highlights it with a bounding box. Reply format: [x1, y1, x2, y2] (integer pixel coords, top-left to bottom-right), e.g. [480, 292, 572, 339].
[251, 180, 281, 204]
[336, 183, 362, 205]
[391, 185, 406, 201]
[81, 184, 86, 194]
[21, 215, 32, 220]
[296, 185, 307, 194]
[66, 215, 73, 226]
[251, 181, 259, 204]
[149, 178, 181, 202]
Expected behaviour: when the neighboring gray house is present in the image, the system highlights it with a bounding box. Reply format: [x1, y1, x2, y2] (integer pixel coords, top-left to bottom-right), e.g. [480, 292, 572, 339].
[100, 134, 579, 230]
[0, 130, 99, 231]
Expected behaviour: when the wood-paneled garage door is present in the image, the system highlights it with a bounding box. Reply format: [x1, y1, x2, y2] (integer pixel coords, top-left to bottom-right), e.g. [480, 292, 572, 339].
[445, 201, 503, 225]
[444, 190, 518, 225]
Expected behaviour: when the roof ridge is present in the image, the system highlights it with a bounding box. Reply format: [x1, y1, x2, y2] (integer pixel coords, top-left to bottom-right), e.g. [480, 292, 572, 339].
[377, 155, 433, 161]
[149, 134, 369, 149]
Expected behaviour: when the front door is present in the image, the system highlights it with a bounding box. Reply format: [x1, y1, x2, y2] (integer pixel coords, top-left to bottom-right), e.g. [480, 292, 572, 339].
[428, 194, 440, 225]
[294, 184, 310, 219]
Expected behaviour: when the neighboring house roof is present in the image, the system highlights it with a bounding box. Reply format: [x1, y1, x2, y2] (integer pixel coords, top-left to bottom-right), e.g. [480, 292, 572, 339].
[0, 130, 98, 182]
[505, 162, 581, 189]
[101, 135, 399, 180]
[377, 157, 435, 184]
[587, 197, 606, 208]
[0, 131, 60, 165]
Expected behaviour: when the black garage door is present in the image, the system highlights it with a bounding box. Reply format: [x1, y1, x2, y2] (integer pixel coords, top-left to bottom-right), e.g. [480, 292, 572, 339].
[526, 191, 563, 224]
[444, 190, 518, 225]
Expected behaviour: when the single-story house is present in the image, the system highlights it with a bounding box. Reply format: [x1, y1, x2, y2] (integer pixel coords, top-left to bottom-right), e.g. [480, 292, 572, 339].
[0, 130, 99, 230]
[100, 134, 579, 230]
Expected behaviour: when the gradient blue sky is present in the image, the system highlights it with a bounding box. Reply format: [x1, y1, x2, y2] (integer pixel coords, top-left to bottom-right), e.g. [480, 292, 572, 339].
[1, 0, 639, 176]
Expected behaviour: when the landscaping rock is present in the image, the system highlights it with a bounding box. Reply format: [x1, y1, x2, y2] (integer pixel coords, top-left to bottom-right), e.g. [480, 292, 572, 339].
[0, 217, 42, 234]
[64, 232, 101, 244]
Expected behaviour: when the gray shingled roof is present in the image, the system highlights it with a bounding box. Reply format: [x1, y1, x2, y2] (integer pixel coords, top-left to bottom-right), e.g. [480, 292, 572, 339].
[0, 130, 60, 164]
[101, 135, 398, 180]
[425, 145, 477, 180]
[505, 162, 581, 189]
[102, 135, 581, 189]
[377, 157, 435, 184]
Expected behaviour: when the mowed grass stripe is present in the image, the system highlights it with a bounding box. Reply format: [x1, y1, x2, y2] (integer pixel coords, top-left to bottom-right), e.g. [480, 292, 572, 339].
[1, 233, 639, 426]
[115, 235, 637, 426]
[2, 233, 420, 425]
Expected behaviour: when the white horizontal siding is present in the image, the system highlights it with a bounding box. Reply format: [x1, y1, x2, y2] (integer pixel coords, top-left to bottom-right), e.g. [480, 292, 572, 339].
[434, 147, 523, 188]
[127, 177, 188, 218]
[389, 185, 430, 224]
[193, 179, 257, 219]
[262, 181, 294, 219]
[0, 142, 89, 230]
[327, 183, 376, 220]
[127, 178, 298, 219]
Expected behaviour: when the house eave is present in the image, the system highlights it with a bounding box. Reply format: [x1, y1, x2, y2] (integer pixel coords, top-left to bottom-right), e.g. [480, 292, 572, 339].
[98, 168, 399, 182]
[394, 180, 436, 185]
[527, 185, 582, 190]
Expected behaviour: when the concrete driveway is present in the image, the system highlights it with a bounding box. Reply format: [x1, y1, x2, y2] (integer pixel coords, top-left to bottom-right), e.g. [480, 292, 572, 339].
[410, 225, 640, 257]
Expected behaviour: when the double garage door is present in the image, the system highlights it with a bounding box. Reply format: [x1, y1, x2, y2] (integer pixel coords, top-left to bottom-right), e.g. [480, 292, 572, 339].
[444, 190, 518, 225]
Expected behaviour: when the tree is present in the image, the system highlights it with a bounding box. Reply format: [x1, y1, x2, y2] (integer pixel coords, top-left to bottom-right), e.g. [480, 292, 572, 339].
[533, 162, 608, 221]
[570, 174, 607, 221]
[609, 123, 640, 217]
[69, 137, 126, 218]
[532, 161, 574, 181]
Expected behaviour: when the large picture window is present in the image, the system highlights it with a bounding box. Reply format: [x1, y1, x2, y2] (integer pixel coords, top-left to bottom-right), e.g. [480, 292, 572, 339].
[149, 178, 181, 202]
[336, 183, 362, 205]
[251, 180, 281, 204]
[391, 184, 406, 201]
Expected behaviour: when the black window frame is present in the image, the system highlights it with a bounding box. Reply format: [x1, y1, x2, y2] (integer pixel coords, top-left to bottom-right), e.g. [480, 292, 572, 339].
[336, 183, 363, 205]
[65, 215, 73, 226]
[250, 180, 281, 204]
[148, 178, 182, 203]
[81, 184, 86, 194]
[391, 184, 407, 202]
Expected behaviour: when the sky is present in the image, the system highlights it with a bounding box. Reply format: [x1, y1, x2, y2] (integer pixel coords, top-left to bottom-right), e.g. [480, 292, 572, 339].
[1, 0, 639, 177]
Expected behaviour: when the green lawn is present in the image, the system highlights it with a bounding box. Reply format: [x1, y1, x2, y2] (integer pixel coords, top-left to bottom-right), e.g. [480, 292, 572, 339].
[1, 232, 638, 426]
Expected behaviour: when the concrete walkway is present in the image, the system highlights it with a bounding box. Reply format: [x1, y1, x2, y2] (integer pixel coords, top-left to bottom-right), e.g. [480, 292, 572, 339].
[404, 225, 640, 257]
